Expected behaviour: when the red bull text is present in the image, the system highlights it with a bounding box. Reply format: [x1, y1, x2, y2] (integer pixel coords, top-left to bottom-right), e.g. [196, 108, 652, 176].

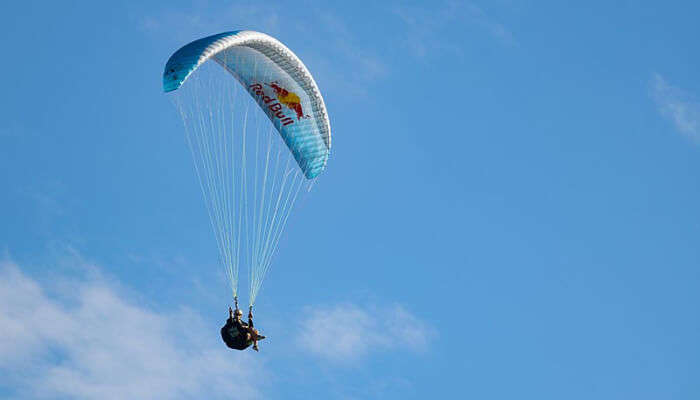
[249, 82, 307, 126]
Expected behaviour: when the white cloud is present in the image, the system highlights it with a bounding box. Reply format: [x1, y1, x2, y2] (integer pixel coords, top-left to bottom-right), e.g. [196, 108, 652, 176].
[0, 259, 264, 400]
[297, 303, 435, 363]
[651, 73, 700, 143]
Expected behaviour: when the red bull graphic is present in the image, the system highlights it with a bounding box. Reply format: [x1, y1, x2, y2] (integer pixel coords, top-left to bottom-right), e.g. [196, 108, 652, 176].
[249, 83, 295, 126]
[266, 81, 309, 120]
[248, 81, 309, 127]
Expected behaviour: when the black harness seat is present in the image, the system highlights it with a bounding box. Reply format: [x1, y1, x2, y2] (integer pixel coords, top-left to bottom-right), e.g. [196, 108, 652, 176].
[221, 318, 253, 350]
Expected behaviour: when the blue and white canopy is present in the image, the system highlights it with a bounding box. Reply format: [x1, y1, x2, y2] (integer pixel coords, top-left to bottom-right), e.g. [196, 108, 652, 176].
[163, 30, 331, 179]
[164, 31, 332, 306]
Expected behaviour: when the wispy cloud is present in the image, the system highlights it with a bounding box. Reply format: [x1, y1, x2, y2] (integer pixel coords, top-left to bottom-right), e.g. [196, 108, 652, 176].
[0, 258, 264, 400]
[137, 1, 386, 97]
[306, 10, 388, 93]
[393, 1, 516, 58]
[0, 122, 29, 138]
[137, 2, 281, 43]
[651, 73, 700, 143]
[463, 2, 516, 45]
[297, 303, 435, 363]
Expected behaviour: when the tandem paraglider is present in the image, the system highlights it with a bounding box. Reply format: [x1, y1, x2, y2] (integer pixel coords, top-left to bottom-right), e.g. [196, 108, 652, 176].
[221, 299, 266, 352]
[163, 30, 331, 352]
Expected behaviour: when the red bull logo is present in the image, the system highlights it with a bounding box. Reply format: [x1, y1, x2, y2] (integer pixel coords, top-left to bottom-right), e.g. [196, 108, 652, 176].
[249, 82, 308, 126]
[266, 81, 308, 120]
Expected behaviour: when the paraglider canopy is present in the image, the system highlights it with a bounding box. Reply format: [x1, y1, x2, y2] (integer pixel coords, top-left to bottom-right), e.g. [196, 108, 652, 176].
[163, 30, 331, 179]
[163, 30, 331, 307]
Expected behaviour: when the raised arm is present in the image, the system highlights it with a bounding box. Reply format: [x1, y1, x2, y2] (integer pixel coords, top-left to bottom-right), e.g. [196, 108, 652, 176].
[248, 306, 254, 328]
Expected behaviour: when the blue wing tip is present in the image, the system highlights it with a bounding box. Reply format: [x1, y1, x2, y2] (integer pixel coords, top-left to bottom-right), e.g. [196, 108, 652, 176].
[304, 161, 328, 179]
[163, 72, 183, 92]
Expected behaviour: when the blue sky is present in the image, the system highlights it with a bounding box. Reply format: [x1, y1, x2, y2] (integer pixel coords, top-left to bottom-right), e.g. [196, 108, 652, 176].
[1, 1, 699, 399]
